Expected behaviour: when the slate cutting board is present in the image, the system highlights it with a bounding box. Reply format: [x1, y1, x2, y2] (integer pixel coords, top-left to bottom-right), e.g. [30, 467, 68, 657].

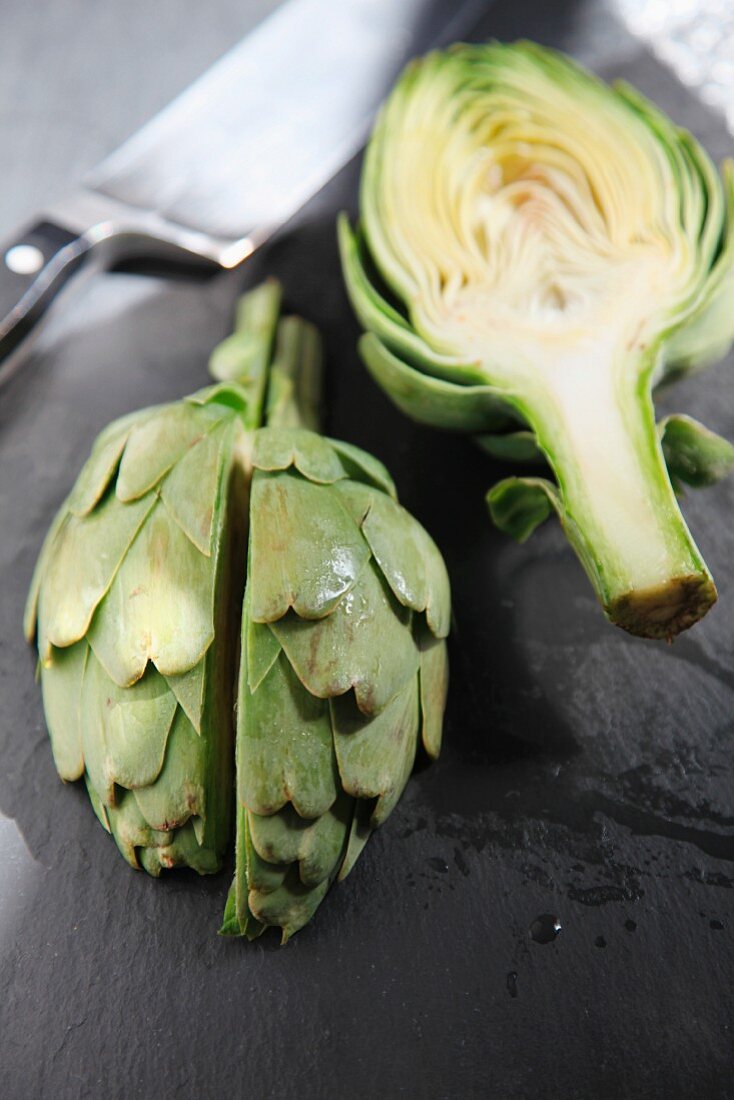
[0, 1, 732, 1097]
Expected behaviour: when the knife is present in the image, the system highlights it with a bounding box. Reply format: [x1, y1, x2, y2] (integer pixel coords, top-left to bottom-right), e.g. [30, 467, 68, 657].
[0, 0, 486, 380]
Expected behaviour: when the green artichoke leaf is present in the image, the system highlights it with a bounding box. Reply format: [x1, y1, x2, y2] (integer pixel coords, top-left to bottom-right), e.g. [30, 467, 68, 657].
[239, 582, 340, 820]
[80, 648, 177, 804]
[38, 491, 156, 659]
[272, 558, 420, 717]
[248, 468, 370, 623]
[659, 414, 734, 489]
[68, 408, 152, 517]
[419, 635, 449, 761]
[252, 426, 347, 483]
[338, 798, 375, 882]
[336, 481, 451, 638]
[248, 866, 333, 945]
[24, 494, 72, 643]
[248, 791, 353, 888]
[116, 401, 226, 503]
[143, 819, 221, 876]
[132, 706, 206, 833]
[486, 477, 561, 543]
[95, 783, 171, 871]
[476, 431, 544, 464]
[238, 626, 340, 819]
[326, 438, 397, 499]
[330, 676, 419, 826]
[360, 332, 516, 434]
[246, 616, 282, 693]
[164, 659, 206, 736]
[87, 498, 217, 687]
[160, 420, 231, 555]
[40, 641, 87, 781]
[343, 40, 734, 639]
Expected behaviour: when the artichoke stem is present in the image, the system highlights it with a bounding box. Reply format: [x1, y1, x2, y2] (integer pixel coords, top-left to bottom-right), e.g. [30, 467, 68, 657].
[526, 345, 716, 639]
[264, 315, 324, 433]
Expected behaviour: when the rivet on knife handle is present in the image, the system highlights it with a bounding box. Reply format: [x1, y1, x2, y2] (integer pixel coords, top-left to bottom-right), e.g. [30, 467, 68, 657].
[0, 221, 91, 375]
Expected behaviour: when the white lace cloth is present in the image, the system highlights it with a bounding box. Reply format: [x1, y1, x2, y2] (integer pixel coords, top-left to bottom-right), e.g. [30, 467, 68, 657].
[613, 0, 734, 129]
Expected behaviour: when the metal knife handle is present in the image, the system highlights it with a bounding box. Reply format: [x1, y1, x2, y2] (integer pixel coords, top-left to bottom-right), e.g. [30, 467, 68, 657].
[0, 220, 92, 373]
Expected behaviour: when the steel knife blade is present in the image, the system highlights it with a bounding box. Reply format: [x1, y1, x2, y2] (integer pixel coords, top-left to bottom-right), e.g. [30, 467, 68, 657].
[0, 0, 486, 378]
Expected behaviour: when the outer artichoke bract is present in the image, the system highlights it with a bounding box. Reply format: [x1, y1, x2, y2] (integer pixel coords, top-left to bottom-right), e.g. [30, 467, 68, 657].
[340, 41, 734, 640]
[23, 367, 258, 874]
[221, 428, 449, 942]
[25, 280, 450, 939]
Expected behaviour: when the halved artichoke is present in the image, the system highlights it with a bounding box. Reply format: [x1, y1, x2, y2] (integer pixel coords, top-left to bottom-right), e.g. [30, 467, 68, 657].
[340, 41, 734, 639]
[25, 281, 450, 939]
[222, 428, 449, 942]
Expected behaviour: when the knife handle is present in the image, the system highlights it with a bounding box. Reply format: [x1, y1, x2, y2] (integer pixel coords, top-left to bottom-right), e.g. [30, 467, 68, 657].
[0, 220, 92, 376]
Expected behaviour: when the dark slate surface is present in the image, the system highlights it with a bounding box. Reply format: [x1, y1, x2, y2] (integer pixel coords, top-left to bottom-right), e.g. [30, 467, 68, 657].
[1, 2, 732, 1097]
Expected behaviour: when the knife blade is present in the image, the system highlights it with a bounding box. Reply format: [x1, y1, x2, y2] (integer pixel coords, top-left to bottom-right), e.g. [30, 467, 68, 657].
[0, 0, 486, 379]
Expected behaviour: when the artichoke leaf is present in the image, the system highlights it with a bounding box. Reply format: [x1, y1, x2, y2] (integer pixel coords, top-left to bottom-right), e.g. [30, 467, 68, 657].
[133, 707, 206, 834]
[252, 426, 346, 484]
[419, 635, 449, 761]
[326, 438, 397, 498]
[486, 476, 561, 543]
[116, 401, 226, 503]
[68, 408, 151, 517]
[160, 420, 230, 555]
[659, 414, 734, 490]
[39, 491, 156, 659]
[239, 605, 339, 819]
[87, 498, 216, 687]
[272, 559, 420, 717]
[330, 676, 419, 826]
[40, 641, 87, 781]
[79, 649, 175, 805]
[248, 469, 370, 623]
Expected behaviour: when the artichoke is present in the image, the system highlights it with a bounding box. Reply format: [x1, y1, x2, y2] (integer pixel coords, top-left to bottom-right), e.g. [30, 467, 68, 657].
[222, 427, 449, 942]
[340, 41, 734, 640]
[25, 280, 450, 939]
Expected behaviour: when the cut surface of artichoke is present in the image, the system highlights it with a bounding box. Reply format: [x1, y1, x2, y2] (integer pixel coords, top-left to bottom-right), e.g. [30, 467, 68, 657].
[342, 41, 734, 638]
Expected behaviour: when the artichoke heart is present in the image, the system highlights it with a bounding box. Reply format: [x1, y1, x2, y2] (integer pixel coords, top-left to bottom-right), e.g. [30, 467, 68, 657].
[25, 280, 451, 939]
[341, 41, 734, 639]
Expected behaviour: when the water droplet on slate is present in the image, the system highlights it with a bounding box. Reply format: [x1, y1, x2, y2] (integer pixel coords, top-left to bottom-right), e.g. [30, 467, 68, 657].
[595, 935, 606, 949]
[529, 914, 562, 944]
[624, 919, 637, 933]
[710, 919, 724, 931]
[506, 971, 518, 998]
[427, 857, 449, 873]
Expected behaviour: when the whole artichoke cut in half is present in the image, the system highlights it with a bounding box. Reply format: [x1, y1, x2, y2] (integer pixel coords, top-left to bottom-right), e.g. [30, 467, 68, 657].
[25, 280, 450, 940]
[340, 41, 734, 639]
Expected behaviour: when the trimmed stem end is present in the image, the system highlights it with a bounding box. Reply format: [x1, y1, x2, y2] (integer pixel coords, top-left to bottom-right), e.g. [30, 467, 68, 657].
[607, 572, 717, 640]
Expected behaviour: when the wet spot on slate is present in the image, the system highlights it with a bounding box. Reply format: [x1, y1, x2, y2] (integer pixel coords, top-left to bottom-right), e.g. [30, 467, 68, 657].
[427, 857, 449, 874]
[710, 919, 724, 931]
[595, 936, 607, 949]
[624, 919, 637, 932]
[529, 914, 561, 944]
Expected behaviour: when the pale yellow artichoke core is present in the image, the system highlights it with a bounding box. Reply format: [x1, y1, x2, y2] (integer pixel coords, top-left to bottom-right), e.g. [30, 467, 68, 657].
[372, 52, 700, 381]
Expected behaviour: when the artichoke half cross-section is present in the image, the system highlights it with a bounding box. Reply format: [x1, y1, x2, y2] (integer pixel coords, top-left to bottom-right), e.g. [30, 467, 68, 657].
[25, 281, 450, 940]
[341, 41, 734, 640]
